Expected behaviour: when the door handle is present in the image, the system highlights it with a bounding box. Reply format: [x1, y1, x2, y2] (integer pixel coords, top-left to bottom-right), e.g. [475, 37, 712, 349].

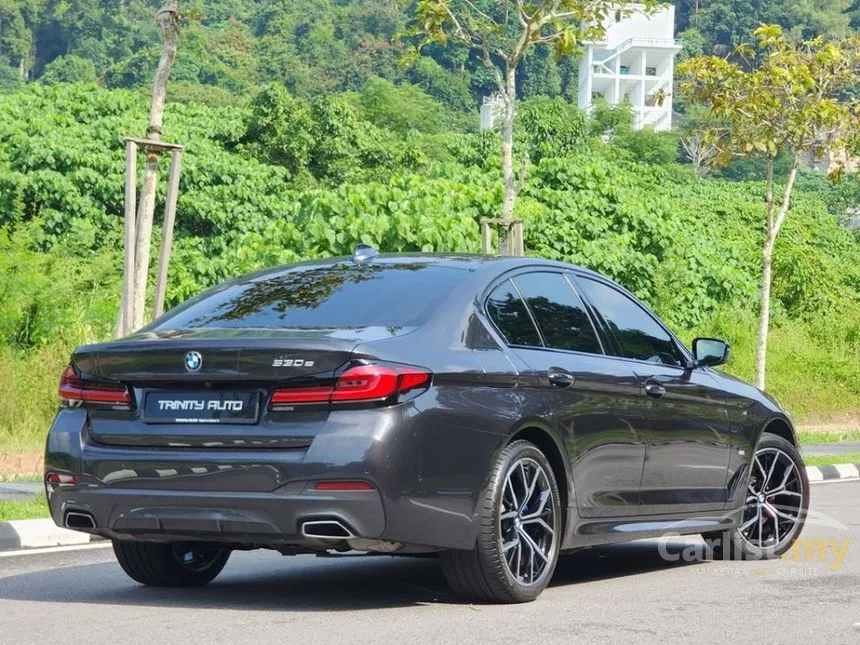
[644, 381, 666, 398]
[548, 368, 575, 389]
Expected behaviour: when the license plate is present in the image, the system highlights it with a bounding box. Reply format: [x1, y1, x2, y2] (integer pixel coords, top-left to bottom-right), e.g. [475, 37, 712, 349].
[143, 391, 260, 424]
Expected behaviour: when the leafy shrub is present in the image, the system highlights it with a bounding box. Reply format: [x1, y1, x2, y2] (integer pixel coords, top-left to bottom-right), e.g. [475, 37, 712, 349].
[39, 55, 97, 85]
[356, 76, 449, 134]
[518, 96, 589, 162]
[244, 83, 414, 184]
[0, 225, 119, 349]
[589, 98, 634, 136]
[408, 57, 474, 112]
[611, 129, 681, 165]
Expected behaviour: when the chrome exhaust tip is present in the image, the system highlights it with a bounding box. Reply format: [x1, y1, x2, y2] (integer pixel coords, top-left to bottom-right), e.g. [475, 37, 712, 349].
[300, 520, 355, 540]
[65, 511, 96, 529]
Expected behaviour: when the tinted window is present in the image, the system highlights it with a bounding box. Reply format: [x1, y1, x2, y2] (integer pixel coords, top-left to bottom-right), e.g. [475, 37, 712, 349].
[577, 277, 684, 366]
[154, 262, 464, 330]
[512, 273, 602, 354]
[486, 281, 542, 347]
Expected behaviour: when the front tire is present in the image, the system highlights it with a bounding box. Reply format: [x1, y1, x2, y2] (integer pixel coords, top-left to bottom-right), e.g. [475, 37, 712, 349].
[704, 431, 809, 560]
[113, 540, 230, 587]
[441, 440, 562, 603]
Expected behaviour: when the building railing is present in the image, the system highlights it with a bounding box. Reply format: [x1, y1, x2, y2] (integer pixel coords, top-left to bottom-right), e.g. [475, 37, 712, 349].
[593, 36, 682, 60]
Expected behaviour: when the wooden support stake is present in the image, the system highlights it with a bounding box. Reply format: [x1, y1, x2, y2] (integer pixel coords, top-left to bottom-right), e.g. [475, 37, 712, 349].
[479, 218, 524, 256]
[480, 219, 492, 254]
[512, 220, 524, 257]
[120, 140, 138, 337]
[152, 149, 183, 319]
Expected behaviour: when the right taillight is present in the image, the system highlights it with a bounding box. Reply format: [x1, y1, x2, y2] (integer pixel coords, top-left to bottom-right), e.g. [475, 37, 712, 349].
[58, 366, 132, 408]
[270, 363, 431, 409]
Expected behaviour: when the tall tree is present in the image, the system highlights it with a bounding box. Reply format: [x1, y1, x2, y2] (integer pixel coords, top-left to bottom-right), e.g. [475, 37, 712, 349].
[679, 25, 860, 389]
[405, 0, 657, 254]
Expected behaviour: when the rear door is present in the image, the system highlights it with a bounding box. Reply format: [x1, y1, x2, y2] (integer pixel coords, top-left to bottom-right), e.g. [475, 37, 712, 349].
[485, 271, 648, 518]
[574, 275, 732, 515]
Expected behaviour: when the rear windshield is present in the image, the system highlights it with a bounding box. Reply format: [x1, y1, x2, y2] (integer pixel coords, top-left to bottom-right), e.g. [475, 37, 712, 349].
[154, 262, 465, 330]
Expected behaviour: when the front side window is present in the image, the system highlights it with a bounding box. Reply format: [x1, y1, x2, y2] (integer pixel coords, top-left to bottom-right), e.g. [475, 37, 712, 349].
[576, 277, 684, 366]
[511, 272, 602, 355]
[485, 281, 542, 347]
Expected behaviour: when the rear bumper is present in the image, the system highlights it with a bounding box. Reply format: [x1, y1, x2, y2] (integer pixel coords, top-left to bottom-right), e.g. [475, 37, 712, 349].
[44, 405, 488, 551]
[47, 480, 385, 546]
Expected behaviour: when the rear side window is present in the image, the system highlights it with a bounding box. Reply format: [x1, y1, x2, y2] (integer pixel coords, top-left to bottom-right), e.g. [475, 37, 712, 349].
[576, 277, 685, 366]
[511, 272, 602, 354]
[486, 281, 542, 347]
[154, 262, 465, 330]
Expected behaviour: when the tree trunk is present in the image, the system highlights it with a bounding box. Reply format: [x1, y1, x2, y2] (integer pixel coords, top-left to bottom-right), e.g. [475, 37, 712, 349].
[131, 1, 180, 330]
[755, 242, 773, 390]
[499, 66, 517, 255]
[754, 155, 800, 390]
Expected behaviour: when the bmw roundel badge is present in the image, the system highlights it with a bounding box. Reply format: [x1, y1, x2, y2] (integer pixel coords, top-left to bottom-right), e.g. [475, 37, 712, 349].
[184, 351, 203, 372]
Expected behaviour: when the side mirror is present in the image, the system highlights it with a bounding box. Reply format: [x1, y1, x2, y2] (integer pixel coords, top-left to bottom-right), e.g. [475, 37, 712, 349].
[692, 337, 730, 368]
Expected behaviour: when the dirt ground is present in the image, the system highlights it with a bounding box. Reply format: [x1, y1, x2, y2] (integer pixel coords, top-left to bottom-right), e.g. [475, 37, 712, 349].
[0, 453, 42, 480]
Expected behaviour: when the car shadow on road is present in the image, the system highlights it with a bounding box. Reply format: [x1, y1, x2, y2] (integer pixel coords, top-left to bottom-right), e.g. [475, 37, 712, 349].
[0, 539, 705, 611]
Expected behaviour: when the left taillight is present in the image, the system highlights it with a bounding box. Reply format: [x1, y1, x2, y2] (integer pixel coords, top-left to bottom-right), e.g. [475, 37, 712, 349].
[270, 363, 431, 409]
[58, 366, 132, 408]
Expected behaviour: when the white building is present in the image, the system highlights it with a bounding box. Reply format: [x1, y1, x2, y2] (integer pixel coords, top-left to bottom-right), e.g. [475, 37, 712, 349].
[578, 5, 682, 131]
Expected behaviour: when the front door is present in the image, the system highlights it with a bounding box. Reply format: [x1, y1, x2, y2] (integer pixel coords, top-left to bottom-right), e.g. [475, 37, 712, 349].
[573, 275, 731, 516]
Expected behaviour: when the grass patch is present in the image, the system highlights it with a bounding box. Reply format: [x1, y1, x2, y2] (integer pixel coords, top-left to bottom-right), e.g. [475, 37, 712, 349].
[684, 309, 860, 422]
[0, 495, 49, 521]
[0, 345, 68, 454]
[803, 454, 860, 467]
[797, 430, 860, 445]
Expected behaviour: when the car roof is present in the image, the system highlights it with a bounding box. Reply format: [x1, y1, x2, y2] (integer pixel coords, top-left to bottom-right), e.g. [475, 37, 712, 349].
[252, 253, 605, 282]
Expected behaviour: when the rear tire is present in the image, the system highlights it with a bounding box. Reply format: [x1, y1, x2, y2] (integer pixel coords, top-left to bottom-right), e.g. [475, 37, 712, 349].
[703, 431, 809, 560]
[441, 440, 562, 603]
[112, 540, 230, 587]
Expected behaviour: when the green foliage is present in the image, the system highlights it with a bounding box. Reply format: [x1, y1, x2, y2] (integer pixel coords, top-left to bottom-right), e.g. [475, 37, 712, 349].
[0, 224, 119, 349]
[243, 83, 416, 185]
[355, 76, 448, 135]
[678, 26, 860, 174]
[408, 57, 474, 112]
[39, 54, 97, 85]
[677, 27, 706, 62]
[684, 0, 855, 51]
[0, 57, 21, 90]
[589, 98, 634, 137]
[518, 96, 589, 163]
[520, 48, 563, 98]
[611, 130, 681, 165]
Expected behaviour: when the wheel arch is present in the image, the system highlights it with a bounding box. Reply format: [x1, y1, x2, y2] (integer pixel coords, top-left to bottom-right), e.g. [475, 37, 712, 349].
[507, 425, 572, 518]
[761, 415, 799, 448]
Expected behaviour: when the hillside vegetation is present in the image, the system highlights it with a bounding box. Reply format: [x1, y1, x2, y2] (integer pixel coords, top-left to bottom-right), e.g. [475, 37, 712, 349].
[0, 82, 858, 452]
[2, 1, 858, 102]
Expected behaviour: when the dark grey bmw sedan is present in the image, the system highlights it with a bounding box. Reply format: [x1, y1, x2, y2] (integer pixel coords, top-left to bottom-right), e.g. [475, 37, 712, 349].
[45, 249, 809, 602]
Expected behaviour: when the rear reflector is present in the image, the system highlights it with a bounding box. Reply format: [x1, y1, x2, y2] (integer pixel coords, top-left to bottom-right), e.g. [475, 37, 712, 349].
[58, 366, 132, 407]
[313, 480, 374, 491]
[46, 473, 77, 486]
[271, 363, 431, 407]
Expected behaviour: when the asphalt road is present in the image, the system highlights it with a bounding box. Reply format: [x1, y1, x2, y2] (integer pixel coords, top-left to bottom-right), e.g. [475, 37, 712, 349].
[1, 481, 858, 645]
